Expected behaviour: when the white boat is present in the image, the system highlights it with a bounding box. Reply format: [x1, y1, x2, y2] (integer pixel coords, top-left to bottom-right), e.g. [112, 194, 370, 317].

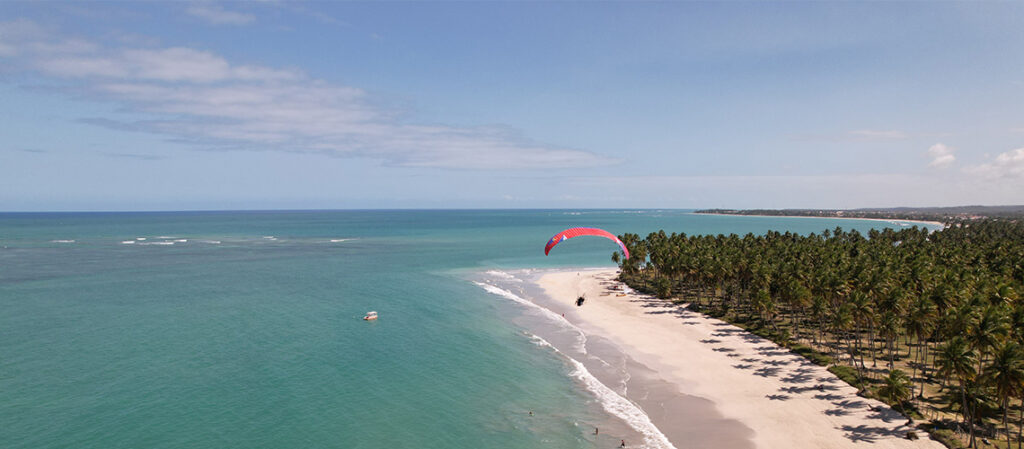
[363, 311, 378, 321]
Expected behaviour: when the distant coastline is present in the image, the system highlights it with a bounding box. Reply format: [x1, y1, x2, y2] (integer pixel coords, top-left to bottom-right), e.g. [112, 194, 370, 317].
[691, 211, 947, 230]
[694, 205, 1024, 226]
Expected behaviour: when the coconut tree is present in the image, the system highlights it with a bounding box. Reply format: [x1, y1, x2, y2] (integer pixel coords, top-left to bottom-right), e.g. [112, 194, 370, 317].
[905, 295, 937, 399]
[983, 341, 1024, 448]
[879, 311, 902, 370]
[850, 290, 875, 375]
[878, 369, 914, 425]
[936, 336, 979, 447]
[970, 304, 1009, 373]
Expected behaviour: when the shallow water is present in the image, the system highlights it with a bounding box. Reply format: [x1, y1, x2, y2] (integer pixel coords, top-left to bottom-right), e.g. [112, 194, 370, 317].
[0, 210, 937, 448]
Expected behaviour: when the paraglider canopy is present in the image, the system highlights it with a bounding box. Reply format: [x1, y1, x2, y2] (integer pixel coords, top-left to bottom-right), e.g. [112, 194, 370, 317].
[544, 227, 629, 259]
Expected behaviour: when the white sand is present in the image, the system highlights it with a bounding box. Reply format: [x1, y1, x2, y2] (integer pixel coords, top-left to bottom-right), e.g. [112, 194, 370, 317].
[538, 268, 946, 449]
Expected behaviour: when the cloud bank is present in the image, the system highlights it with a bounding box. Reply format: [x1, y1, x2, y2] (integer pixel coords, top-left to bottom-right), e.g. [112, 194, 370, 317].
[966, 148, 1024, 180]
[0, 19, 613, 170]
[185, 4, 256, 26]
[927, 143, 955, 168]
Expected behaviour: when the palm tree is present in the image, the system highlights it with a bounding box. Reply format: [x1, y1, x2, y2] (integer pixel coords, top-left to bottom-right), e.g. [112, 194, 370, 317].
[906, 295, 937, 399]
[878, 369, 914, 425]
[850, 290, 875, 375]
[615, 218, 1024, 446]
[879, 311, 901, 370]
[936, 336, 978, 447]
[970, 304, 1008, 373]
[983, 341, 1024, 447]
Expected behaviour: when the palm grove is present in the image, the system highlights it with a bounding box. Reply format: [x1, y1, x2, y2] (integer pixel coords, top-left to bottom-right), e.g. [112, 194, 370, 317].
[613, 220, 1024, 448]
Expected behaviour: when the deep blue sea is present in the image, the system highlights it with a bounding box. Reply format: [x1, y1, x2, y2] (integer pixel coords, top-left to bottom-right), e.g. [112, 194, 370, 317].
[0, 210, 939, 449]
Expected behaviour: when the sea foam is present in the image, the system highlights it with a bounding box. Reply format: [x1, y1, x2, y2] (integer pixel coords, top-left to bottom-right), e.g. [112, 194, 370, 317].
[473, 281, 585, 352]
[525, 333, 676, 449]
[484, 270, 522, 281]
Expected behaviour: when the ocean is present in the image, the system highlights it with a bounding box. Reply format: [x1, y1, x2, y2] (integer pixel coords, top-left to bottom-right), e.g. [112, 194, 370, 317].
[0, 210, 939, 448]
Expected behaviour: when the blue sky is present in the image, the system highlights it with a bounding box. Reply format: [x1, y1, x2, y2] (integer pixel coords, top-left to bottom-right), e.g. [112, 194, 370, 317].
[1, 1, 1022, 211]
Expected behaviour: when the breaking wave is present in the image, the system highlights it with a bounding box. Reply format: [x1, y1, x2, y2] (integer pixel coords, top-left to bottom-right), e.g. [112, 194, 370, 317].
[524, 332, 676, 449]
[473, 281, 586, 353]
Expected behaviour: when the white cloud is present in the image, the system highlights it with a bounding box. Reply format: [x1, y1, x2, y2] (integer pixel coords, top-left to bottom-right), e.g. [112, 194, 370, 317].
[927, 143, 956, 168]
[849, 129, 908, 140]
[5, 20, 611, 170]
[36, 47, 301, 83]
[186, 4, 256, 25]
[965, 148, 1024, 179]
[0, 18, 48, 56]
[789, 129, 910, 143]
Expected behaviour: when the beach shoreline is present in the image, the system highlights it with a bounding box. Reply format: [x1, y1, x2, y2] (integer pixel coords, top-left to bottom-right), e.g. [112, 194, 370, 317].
[534, 268, 946, 449]
[689, 212, 947, 230]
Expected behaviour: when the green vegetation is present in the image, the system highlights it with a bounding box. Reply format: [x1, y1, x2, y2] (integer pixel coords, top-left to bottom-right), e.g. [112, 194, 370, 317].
[615, 220, 1024, 448]
[696, 205, 1024, 222]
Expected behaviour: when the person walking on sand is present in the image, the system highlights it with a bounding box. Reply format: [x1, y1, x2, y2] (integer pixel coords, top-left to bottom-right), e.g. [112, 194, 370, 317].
[620, 440, 626, 448]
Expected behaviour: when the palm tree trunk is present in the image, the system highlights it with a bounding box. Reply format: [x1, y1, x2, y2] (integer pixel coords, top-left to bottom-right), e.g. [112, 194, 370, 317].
[855, 326, 865, 369]
[918, 342, 929, 399]
[1003, 397, 1010, 449]
[960, 382, 971, 446]
[1017, 395, 1023, 449]
[870, 323, 877, 368]
[888, 337, 895, 370]
[967, 384, 976, 448]
[910, 336, 920, 400]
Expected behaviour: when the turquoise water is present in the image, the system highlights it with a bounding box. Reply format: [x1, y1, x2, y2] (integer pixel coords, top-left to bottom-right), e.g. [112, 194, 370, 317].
[0, 210, 938, 448]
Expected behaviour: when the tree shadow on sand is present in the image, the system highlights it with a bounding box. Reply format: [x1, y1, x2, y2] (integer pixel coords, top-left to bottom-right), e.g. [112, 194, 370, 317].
[781, 384, 840, 394]
[781, 372, 815, 384]
[838, 424, 908, 443]
[866, 407, 906, 423]
[765, 394, 791, 401]
[763, 359, 793, 367]
[740, 334, 764, 344]
[825, 408, 852, 416]
[754, 367, 782, 377]
[832, 399, 867, 409]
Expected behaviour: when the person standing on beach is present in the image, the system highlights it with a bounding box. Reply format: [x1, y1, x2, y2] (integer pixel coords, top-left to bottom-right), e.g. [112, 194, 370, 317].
[620, 440, 626, 447]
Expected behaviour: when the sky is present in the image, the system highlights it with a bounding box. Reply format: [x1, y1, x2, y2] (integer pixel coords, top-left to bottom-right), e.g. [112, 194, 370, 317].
[1, 1, 1023, 211]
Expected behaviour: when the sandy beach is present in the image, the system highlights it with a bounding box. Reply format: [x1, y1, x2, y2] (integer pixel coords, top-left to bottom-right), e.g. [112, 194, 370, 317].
[537, 268, 946, 449]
